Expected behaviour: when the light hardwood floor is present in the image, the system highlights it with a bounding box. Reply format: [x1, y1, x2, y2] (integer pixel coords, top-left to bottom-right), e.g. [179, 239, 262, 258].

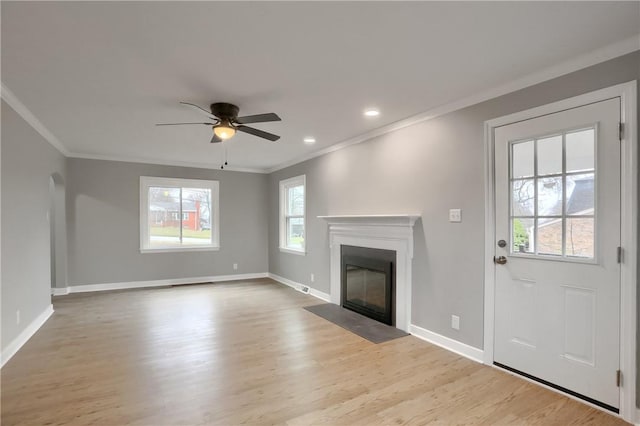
[1, 279, 627, 425]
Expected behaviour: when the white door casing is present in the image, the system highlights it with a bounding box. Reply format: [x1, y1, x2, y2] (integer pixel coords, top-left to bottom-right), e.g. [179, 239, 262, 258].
[483, 81, 637, 423]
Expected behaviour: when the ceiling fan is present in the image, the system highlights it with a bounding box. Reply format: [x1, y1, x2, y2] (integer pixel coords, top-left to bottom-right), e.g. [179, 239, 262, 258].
[156, 102, 281, 143]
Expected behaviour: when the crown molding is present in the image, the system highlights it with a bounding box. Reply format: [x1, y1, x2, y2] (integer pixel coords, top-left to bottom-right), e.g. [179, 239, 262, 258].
[266, 35, 640, 173]
[67, 151, 268, 174]
[1, 82, 69, 156]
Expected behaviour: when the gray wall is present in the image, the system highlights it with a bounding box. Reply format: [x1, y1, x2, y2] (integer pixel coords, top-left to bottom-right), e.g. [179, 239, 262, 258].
[66, 158, 268, 286]
[268, 51, 640, 352]
[1, 100, 66, 352]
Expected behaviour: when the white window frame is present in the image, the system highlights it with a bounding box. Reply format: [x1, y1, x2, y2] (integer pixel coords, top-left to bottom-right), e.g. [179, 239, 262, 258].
[279, 175, 306, 255]
[140, 176, 220, 253]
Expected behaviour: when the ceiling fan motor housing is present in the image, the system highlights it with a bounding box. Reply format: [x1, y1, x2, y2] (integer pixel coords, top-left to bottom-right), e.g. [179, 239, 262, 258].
[211, 103, 239, 120]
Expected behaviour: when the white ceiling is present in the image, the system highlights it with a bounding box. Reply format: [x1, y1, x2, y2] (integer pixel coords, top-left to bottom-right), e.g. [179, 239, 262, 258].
[2, 2, 639, 172]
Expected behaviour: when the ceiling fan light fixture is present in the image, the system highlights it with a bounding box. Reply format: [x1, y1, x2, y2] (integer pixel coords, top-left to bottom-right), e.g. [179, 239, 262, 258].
[213, 120, 236, 140]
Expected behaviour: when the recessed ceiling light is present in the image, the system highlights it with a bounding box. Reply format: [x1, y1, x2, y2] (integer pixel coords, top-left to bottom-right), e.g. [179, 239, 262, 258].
[364, 108, 380, 117]
[303, 137, 316, 145]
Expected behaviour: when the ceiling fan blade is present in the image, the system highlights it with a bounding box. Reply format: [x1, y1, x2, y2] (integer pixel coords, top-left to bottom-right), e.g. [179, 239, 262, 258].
[155, 122, 216, 126]
[180, 102, 216, 117]
[210, 134, 222, 143]
[236, 125, 280, 141]
[235, 113, 281, 124]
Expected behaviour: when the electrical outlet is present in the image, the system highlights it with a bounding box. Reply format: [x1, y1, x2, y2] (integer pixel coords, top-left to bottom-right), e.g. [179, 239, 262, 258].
[16, 310, 20, 325]
[449, 209, 462, 223]
[233, 263, 238, 270]
[451, 315, 460, 330]
[310, 273, 315, 283]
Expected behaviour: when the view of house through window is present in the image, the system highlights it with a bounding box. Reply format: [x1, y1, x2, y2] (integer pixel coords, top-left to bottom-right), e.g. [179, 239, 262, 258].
[510, 127, 595, 259]
[141, 177, 219, 251]
[149, 187, 212, 246]
[279, 175, 305, 253]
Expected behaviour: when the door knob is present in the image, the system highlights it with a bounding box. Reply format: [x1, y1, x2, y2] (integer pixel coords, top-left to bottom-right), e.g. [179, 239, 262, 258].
[494, 256, 507, 265]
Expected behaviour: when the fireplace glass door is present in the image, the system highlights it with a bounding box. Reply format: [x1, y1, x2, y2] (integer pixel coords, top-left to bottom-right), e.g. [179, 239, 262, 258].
[345, 265, 387, 315]
[341, 246, 394, 325]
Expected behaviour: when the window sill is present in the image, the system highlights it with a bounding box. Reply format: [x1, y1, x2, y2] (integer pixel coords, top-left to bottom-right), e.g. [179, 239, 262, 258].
[140, 246, 220, 254]
[279, 247, 306, 256]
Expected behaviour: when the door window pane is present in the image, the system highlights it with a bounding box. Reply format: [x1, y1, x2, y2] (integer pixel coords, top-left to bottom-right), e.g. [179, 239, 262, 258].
[537, 217, 563, 256]
[537, 135, 562, 176]
[566, 218, 594, 258]
[512, 140, 534, 178]
[566, 173, 594, 215]
[538, 177, 563, 216]
[566, 129, 595, 172]
[512, 218, 534, 253]
[512, 179, 535, 216]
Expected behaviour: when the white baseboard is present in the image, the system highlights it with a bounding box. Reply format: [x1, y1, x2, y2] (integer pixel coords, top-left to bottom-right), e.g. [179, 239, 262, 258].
[636, 408, 640, 426]
[1, 304, 54, 368]
[51, 287, 69, 296]
[54, 272, 332, 302]
[268, 273, 331, 302]
[409, 324, 484, 363]
[309, 287, 331, 302]
[54, 272, 269, 295]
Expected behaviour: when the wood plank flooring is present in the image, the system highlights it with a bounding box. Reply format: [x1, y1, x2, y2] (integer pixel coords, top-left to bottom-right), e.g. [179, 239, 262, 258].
[1, 279, 627, 425]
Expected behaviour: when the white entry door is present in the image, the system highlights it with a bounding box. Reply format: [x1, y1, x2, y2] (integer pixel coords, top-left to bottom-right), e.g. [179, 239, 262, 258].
[493, 97, 621, 410]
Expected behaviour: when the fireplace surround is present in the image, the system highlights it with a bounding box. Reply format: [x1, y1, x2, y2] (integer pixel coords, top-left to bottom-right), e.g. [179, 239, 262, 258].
[319, 215, 419, 332]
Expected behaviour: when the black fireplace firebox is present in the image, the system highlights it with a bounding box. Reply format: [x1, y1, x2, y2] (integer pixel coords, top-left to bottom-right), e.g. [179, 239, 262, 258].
[341, 245, 395, 326]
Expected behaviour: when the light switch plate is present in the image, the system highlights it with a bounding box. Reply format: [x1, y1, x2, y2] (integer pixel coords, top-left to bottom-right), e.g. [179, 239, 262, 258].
[449, 209, 462, 222]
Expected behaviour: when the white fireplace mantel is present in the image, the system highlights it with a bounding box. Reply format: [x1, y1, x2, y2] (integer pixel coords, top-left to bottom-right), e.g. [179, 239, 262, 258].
[318, 214, 420, 332]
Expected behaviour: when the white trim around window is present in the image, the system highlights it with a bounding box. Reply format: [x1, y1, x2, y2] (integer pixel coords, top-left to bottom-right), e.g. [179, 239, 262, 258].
[140, 176, 220, 253]
[279, 174, 306, 255]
